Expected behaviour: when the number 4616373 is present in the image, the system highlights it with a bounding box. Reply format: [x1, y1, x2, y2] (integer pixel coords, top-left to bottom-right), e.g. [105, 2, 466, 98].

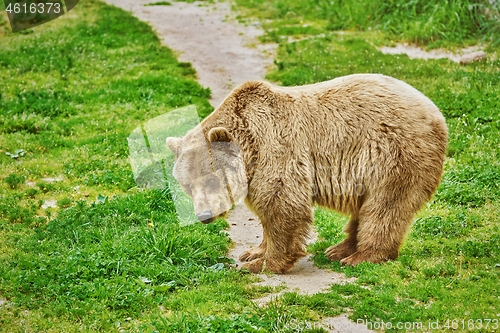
[6, 2, 61, 14]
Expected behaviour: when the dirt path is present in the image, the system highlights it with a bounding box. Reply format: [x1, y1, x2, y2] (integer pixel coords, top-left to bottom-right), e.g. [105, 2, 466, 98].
[103, 0, 274, 108]
[102, 1, 374, 331]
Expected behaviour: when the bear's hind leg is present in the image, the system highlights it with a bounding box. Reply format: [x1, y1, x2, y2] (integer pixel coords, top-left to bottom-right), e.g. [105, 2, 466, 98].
[325, 216, 358, 262]
[340, 193, 415, 266]
[239, 235, 267, 262]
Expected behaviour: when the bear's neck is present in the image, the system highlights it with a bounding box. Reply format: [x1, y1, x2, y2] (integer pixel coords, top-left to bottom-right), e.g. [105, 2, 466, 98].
[200, 101, 256, 181]
[200, 98, 245, 147]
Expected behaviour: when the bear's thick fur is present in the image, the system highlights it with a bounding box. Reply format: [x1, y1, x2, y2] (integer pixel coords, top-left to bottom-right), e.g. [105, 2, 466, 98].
[167, 74, 448, 274]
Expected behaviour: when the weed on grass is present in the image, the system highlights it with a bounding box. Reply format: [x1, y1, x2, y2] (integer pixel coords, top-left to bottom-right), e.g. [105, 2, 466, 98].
[145, 1, 172, 5]
[3, 173, 25, 189]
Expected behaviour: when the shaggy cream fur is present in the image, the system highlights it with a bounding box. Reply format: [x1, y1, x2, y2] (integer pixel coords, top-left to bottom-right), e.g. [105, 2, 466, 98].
[167, 74, 448, 273]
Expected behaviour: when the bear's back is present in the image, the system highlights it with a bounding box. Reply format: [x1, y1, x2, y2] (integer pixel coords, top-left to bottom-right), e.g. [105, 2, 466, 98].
[272, 74, 444, 125]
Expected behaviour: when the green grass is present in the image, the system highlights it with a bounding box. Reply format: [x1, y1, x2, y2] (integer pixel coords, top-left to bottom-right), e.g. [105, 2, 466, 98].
[3, 173, 25, 189]
[234, 0, 500, 47]
[0, 0, 212, 200]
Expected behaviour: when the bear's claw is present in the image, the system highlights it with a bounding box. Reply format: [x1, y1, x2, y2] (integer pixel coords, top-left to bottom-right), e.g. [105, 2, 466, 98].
[239, 247, 266, 262]
[340, 252, 370, 266]
[340, 249, 399, 266]
[242, 258, 266, 274]
[325, 240, 357, 262]
[242, 257, 293, 274]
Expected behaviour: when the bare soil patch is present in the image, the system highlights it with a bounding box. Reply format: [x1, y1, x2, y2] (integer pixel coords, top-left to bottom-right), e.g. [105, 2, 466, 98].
[378, 43, 487, 64]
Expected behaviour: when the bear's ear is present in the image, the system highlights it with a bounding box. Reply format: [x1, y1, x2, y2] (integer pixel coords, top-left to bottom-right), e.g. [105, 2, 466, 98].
[209, 127, 232, 143]
[166, 137, 182, 157]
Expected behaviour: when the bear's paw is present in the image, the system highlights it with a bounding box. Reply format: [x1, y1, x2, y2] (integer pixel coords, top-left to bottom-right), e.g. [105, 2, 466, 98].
[239, 246, 266, 262]
[339, 249, 399, 266]
[242, 257, 294, 274]
[325, 239, 357, 262]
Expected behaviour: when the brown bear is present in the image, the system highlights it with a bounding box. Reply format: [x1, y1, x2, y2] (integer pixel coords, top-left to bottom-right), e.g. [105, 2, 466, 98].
[166, 74, 448, 274]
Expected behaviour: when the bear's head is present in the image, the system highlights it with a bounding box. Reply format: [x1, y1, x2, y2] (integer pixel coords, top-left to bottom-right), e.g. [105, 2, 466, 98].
[167, 127, 247, 224]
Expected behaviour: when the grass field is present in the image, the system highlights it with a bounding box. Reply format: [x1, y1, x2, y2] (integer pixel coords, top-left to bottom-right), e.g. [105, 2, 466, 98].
[234, 0, 500, 48]
[1, 0, 500, 332]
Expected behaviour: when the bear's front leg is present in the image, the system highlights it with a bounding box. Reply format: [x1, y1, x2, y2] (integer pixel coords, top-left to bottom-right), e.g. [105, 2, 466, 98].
[241, 201, 312, 274]
[242, 239, 309, 274]
[241, 161, 313, 274]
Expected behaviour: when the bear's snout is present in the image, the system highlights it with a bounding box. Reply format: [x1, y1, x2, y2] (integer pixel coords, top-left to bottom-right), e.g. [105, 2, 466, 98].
[197, 210, 214, 224]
